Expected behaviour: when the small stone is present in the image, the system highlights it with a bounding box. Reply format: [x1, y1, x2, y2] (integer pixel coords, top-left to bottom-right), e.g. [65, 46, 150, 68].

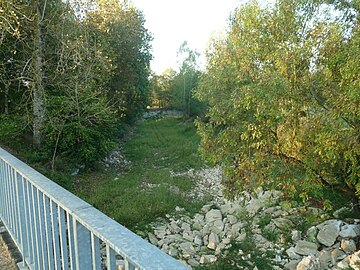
[337, 261, 350, 269]
[286, 247, 302, 259]
[318, 250, 331, 269]
[331, 249, 347, 264]
[349, 250, 360, 268]
[148, 232, 158, 245]
[181, 222, 191, 232]
[169, 221, 181, 233]
[245, 198, 263, 216]
[207, 232, 219, 250]
[340, 239, 356, 253]
[291, 230, 301, 242]
[294, 240, 318, 256]
[179, 242, 196, 258]
[230, 222, 246, 236]
[285, 260, 300, 270]
[296, 256, 316, 270]
[215, 242, 226, 255]
[306, 226, 318, 243]
[201, 204, 212, 213]
[194, 214, 205, 224]
[205, 209, 222, 223]
[194, 234, 203, 246]
[175, 206, 184, 212]
[235, 232, 247, 242]
[317, 219, 342, 231]
[161, 244, 169, 253]
[272, 209, 289, 217]
[200, 255, 217, 264]
[339, 224, 360, 238]
[188, 258, 200, 267]
[168, 247, 179, 257]
[182, 232, 194, 242]
[226, 214, 238, 224]
[214, 220, 225, 231]
[220, 203, 237, 214]
[222, 237, 231, 245]
[203, 235, 209, 246]
[273, 217, 294, 229]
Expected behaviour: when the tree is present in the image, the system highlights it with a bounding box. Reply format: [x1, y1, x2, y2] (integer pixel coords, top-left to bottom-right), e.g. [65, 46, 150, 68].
[149, 68, 176, 108]
[195, 0, 359, 201]
[171, 41, 204, 117]
[0, 0, 153, 166]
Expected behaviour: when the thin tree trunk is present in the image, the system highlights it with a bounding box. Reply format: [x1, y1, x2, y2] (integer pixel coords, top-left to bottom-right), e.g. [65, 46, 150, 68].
[4, 82, 9, 114]
[33, 0, 46, 147]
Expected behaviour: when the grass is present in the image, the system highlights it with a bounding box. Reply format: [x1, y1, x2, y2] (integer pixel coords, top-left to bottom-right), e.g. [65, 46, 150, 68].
[75, 116, 205, 230]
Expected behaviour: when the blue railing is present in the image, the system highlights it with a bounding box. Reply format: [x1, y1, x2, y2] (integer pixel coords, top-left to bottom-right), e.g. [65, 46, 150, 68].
[0, 147, 189, 270]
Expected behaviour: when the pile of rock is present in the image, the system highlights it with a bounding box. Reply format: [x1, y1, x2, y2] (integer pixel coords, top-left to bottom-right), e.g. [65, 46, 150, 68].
[146, 188, 359, 269]
[143, 110, 183, 119]
[170, 166, 223, 201]
[102, 148, 132, 169]
[286, 219, 360, 269]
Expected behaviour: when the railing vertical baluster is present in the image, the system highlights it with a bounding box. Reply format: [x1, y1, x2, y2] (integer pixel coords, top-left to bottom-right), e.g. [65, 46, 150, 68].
[26, 181, 36, 266]
[50, 201, 61, 270]
[44, 195, 55, 269]
[0, 160, 4, 221]
[22, 177, 32, 266]
[67, 213, 76, 269]
[4, 163, 12, 232]
[31, 184, 42, 269]
[37, 190, 49, 269]
[10, 167, 19, 242]
[74, 219, 92, 270]
[91, 233, 101, 270]
[106, 244, 116, 270]
[58, 207, 69, 270]
[15, 172, 26, 268]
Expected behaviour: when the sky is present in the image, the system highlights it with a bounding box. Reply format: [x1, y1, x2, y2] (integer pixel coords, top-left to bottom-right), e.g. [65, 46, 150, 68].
[130, 0, 244, 74]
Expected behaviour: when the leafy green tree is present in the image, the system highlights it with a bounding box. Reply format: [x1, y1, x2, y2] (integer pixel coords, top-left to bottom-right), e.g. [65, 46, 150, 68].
[149, 68, 176, 108]
[171, 41, 204, 117]
[0, 0, 153, 166]
[196, 0, 359, 200]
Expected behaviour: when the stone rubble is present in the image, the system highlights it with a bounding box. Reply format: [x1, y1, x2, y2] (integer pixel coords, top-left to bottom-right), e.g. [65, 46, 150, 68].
[144, 184, 359, 269]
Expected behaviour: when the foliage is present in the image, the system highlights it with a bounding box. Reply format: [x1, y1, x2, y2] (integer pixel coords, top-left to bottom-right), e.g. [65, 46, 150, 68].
[195, 0, 360, 199]
[149, 69, 177, 108]
[0, 114, 24, 146]
[0, 0, 152, 165]
[148, 41, 206, 118]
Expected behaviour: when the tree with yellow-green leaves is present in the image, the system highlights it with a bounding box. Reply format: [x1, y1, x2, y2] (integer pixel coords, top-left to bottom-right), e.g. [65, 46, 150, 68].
[196, 0, 359, 202]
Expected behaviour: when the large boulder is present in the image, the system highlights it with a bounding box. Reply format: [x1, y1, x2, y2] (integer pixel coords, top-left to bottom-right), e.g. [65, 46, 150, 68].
[316, 222, 340, 247]
[294, 241, 318, 256]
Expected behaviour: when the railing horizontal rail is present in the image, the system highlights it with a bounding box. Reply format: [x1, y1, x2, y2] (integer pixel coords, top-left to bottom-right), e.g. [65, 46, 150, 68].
[0, 147, 189, 270]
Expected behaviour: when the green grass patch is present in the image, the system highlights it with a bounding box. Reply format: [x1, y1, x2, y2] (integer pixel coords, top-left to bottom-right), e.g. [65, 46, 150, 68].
[75, 117, 205, 230]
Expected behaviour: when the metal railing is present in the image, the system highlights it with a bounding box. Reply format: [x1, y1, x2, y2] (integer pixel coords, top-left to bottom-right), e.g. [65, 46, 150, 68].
[0, 147, 189, 270]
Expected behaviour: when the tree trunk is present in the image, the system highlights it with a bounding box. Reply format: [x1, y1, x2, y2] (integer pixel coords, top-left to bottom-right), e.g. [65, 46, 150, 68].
[4, 82, 9, 114]
[33, 0, 45, 147]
